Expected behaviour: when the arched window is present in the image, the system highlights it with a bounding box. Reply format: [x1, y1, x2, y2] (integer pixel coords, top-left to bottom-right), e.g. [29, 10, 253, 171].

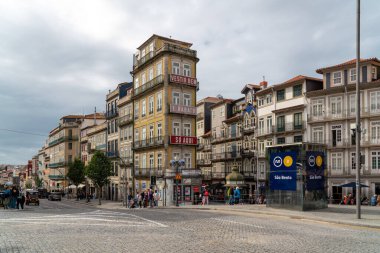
[244, 113, 250, 129]
[250, 158, 256, 174]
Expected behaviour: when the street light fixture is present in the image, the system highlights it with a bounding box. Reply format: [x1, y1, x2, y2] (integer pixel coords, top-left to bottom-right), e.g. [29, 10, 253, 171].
[116, 155, 132, 208]
[170, 157, 185, 207]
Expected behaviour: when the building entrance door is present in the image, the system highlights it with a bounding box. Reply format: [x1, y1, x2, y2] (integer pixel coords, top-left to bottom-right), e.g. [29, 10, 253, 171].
[332, 186, 342, 204]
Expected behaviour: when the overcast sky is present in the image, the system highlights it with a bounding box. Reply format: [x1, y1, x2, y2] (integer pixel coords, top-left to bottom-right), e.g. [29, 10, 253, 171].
[0, 0, 379, 165]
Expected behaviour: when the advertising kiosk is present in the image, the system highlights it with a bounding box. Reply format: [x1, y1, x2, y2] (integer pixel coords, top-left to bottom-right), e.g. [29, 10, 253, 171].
[266, 143, 328, 211]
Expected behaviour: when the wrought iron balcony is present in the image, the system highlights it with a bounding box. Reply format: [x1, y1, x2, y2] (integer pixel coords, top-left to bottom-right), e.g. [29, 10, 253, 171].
[134, 167, 164, 178]
[105, 110, 118, 119]
[48, 162, 65, 168]
[48, 175, 65, 180]
[181, 168, 201, 178]
[274, 121, 305, 133]
[255, 127, 274, 137]
[118, 114, 133, 126]
[133, 75, 163, 97]
[133, 136, 165, 150]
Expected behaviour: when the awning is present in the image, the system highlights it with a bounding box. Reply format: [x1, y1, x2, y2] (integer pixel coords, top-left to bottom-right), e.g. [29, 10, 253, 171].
[338, 182, 369, 188]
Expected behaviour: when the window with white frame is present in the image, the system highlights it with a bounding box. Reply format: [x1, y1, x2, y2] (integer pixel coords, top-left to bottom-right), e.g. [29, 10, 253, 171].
[332, 71, 342, 86]
[258, 97, 264, 107]
[349, 94, 356, 114]
[134, 102, 139, 119]
[157, 122, 162, 139]
[244, 114, 250, 128]
[134, 129, 139, 141]
[173, 122, 180, 136]
[149, 125, 154, 142]
[156, 61, 162, 76]
[312, 99, 324, 117]
[258, 141, 264, 155]
[371, 121, 380, 144]
[134, 77, 139, 89]
[173, 152, 180, 161]
[266, 116, 272, 134]
[157, 92, 162, 111]
[350, 68, 356, 82]
[183, 94, 191, 106]
[266, 139, 273, 147]
[135, 155, 139, 169]
[370, 91, 380, 112]
[371, 151, 380, 170]
[142, 73, 146, 84]
[142, 127, 146, 142]
[312, 126, 324, 143]
[237, 141, 242, 152]
[331, 152, 343, 170]
[148, 68, 153, 81]
[141, 99, 146, 117]
[149, 43, 154, 53]
[149, 153, 154, 168]
[183, 64, 191, 77]
[372, 66, 377, 80]
[267, 94, 272, 104]
[172, 62, 180, 75]
[173, 92, 180, 105]
[183, 123, 191, 136]
[258, 118, 264, 134]
[142, 153, 146, 168]
[184, 153, 191, 168]
[259, 162, 265, 177]
[149, 96, 154, 114]
[157, 153, 162, 168]
[330, 97, 342, 116]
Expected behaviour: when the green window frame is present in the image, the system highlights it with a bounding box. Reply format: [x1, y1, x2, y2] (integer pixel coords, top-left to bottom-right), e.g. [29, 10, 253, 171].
[277, 89, 285, 101]
[293, 84, 302, 97]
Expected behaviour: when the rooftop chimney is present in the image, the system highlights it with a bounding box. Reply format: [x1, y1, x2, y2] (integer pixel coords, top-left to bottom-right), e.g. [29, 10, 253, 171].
[260, 76, 268, 89]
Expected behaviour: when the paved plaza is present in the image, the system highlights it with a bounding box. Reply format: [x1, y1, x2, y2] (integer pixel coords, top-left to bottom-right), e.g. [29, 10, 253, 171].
[1, 199, 380, 253]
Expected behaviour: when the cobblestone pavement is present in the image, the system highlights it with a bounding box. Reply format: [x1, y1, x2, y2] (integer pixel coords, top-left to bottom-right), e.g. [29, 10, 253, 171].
[1, 199, 379, 253]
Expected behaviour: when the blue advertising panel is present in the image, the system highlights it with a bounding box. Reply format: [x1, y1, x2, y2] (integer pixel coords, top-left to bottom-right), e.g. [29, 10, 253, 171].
[306, 151, 325, 191]
[270, 151, 297, 191]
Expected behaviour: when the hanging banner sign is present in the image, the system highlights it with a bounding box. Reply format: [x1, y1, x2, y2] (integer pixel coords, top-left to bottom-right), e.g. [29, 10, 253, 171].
[270, 151, 297, 191]
[306, 151, 325, 191]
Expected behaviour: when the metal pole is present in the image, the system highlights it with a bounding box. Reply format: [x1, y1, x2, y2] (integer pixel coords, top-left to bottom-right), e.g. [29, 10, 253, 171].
[355, 0, 361, 219]
[176, 163, 179, 207]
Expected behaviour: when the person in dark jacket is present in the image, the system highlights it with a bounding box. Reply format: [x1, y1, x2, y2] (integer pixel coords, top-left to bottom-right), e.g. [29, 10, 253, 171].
[17, 191, 25, 210]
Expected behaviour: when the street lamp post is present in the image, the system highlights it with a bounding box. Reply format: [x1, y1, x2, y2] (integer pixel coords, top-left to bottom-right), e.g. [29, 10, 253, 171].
[355, 0, 361, 219]
[117, 155, 131, 208]
[170, 157, 185, 207]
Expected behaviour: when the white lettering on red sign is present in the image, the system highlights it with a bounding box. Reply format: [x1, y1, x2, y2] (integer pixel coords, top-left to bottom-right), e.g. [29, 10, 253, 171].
[170, 74, 197, 86]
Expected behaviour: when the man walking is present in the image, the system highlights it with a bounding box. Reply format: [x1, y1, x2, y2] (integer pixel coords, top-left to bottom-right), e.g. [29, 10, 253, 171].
[234, 187, 241, 205]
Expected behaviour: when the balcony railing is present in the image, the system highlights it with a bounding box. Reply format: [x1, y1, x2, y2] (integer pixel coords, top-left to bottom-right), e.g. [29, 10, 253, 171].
[105, 110, 118, 119]
[241, 149, 255, 157]
[211, 152, 241, 161]
[211, 172, 226, 179]
[308, 107, 380, 122]
[197, 144, 204, 150]
[133, 75, 164, 97]
[255, 127, 274, 137]
[48, 162, 65, 168]
[133, 43, 197, 70]
[133, 136, 165, 149]
[274, 122, 305, 133]
[204, 144, 212, 151]
[119, 157, 133, 167]
[134, 167, 164, 178]
[118, 114, 133, 126]
[169, 104, 196, 116]
[49, 175, 65, 180]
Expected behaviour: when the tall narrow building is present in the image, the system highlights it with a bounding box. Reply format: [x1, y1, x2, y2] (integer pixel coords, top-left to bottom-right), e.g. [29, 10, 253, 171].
[132, 35, 199, 204]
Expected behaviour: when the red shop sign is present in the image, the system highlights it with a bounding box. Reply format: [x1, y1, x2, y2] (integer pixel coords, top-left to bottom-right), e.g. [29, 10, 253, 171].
[170, 136, 198, 145]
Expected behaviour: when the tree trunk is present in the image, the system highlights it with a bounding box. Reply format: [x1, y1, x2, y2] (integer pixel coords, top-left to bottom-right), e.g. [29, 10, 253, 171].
[76, 185, 79, 200]
[98, 186, 102, 205]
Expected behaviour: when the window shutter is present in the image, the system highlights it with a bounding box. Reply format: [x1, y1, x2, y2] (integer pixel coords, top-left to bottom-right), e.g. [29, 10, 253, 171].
[362, 66, 367, 83]
[344, 70, 348, 85]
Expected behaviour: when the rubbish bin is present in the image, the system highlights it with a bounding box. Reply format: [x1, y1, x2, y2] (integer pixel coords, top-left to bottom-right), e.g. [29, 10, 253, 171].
[370, 195, 377, 206]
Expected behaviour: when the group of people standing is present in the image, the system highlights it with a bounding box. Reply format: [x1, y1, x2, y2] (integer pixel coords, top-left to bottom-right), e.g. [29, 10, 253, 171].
[227, 186, 241, 205]
[128, 189, 160, 208]
[2, 186, 25, 210]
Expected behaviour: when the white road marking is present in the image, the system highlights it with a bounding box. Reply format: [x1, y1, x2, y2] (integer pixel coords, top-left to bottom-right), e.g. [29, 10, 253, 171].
[210, 217, 264, 228]
[1, 210, 168, 228]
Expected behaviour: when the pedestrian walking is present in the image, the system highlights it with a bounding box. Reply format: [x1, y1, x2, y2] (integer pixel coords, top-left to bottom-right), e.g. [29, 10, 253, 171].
[138, 192, 143, 208]
[234, 187, 241, 205]
[203, 189, 209, 205]
[16, 191, 25, 210]
[10, 186, 19, 209]
[3, 187, 11, 209]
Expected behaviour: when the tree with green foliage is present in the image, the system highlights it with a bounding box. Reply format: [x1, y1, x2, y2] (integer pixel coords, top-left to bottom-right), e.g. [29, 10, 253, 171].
[66, 158, 85, 200]
[86, 151, 112, 205]
[25, 180, 33, 189]
[34, 176, 43, 188]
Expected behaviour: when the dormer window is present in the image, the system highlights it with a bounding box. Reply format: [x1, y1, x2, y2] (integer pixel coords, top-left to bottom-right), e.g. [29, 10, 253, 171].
[333, 71, 342, 86]
[349, 68, 356, 82]
[372, 66, 377, 80]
